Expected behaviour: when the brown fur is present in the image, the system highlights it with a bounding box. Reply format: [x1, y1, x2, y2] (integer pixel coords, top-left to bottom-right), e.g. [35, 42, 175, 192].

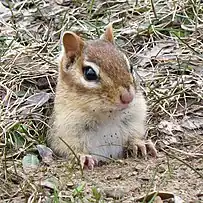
[47, 24, 156, 163]
[59, 39, 135, 108]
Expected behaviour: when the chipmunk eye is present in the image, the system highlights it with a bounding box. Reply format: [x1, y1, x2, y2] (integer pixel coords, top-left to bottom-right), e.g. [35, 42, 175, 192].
[83, 66, 99, 81]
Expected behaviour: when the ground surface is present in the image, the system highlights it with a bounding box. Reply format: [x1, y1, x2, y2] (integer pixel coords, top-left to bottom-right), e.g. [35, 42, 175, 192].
[0, 0, 203, 202]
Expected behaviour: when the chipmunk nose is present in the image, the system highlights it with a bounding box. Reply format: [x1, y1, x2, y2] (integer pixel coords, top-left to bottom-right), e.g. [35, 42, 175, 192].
[120, 89, 134, 104]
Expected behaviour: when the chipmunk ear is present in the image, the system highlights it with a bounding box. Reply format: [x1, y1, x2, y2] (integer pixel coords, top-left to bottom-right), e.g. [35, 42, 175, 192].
[62, 32, 84, 61]
[101, 23, 114, 43]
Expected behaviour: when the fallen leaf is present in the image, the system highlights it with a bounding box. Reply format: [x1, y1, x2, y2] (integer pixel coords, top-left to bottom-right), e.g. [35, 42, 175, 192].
[40, 176, 59, 190]
[92, 0, 127, 18]
[137, 42, 178, 67]
[26, 92, 51, 108]
[22, 154, 40, 172]
[158, 120, 183, 135]
[37, 145, 54, 164]
[181, 116, 203, 130]
[136, 191, 184, 202]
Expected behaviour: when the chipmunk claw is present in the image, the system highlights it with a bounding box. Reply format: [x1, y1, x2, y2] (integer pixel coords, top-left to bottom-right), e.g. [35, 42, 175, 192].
[80, 154, 98, 170]
[146, 140, 157, 158]
[132, 139, 157, 159]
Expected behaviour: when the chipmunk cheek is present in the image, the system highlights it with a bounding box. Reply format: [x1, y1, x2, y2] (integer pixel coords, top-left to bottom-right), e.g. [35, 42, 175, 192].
[106, 90, 120, 104]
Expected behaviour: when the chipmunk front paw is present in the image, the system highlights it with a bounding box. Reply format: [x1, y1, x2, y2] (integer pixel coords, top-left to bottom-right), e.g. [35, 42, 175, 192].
[80, 154, 98, 170]
[131, 139, 157, 159]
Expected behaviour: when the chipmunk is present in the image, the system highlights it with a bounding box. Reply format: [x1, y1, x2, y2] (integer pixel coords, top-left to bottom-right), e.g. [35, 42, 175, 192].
[48, 23, 157, 169]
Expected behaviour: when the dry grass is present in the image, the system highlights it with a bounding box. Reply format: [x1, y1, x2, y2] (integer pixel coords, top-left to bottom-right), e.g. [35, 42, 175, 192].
[0, 0, 203, 202]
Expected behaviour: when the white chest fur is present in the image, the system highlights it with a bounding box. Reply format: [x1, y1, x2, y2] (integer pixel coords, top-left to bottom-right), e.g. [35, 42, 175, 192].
[53, 92, 146, 160]
[85, 112, 131, 161]
[83, 94, 146, 161]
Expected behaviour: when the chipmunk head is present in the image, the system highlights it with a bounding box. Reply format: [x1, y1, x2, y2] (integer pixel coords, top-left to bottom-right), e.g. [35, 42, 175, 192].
[59, 23, 136, 112]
